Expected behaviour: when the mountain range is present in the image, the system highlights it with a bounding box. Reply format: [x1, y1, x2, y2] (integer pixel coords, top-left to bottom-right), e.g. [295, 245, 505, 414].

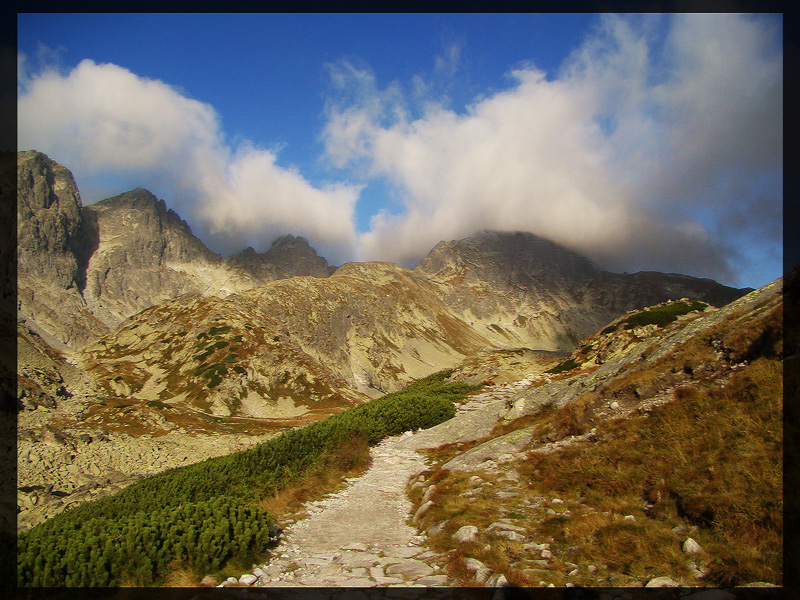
[17, 149, 750, 426]
[14, 151, 783, 588]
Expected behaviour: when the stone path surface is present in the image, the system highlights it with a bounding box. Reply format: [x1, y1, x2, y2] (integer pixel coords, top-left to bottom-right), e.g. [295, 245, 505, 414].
[232, 379, 542, 588]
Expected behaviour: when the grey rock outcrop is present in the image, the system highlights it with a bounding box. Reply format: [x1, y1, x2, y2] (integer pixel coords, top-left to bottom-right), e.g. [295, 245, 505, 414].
[415, 230, 748, 352]
[646, 576, 681, 587]
[79, 188, 255, 327]
[17, 151, 109, 349]
[452, 525, 479, 543]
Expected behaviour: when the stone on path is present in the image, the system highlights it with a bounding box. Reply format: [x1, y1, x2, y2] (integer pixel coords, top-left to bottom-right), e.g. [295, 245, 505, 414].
[683, 537, 703, 554]
[416, 574, 449, 586]
[342, 542, 368, 551]
[339, 551, 382, 569]
[238, 574, 257, 585]
[383, 545, 421, 559]
[453, 525, 479, 543]
[385, 559, 435, 579]
[645, 576, 680, 587]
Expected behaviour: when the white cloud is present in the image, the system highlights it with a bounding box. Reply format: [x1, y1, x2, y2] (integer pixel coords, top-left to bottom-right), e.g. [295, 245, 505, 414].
[18, 58, 360, 262]
[323, 14, 782, 285]
[16, 14, 781, 286]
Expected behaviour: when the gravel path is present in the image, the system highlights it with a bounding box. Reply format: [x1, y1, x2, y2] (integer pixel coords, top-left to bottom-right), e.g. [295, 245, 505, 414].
[227, 378, 541, 588]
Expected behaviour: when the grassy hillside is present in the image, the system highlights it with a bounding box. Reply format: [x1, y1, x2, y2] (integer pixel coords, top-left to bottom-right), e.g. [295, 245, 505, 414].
[410, 291, 783, 587]
[17, 371, 478, 587]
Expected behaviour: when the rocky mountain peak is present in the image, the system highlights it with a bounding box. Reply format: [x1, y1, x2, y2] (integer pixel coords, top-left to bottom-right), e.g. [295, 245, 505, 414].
[270, 233, 298, 248]
[17, 150, 84, 288]
[415, 230, 599, 291]
[227, 233, 331, 282]
[82, 188, 221, 265]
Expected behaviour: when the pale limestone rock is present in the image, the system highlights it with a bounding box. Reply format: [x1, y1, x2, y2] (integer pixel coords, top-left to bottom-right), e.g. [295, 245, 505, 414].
[453, 525, 479, 543]
[385, 559, 434, 579]
[683, 537, 703, 554]
[428, 521, 447, 537]
[646, 576, 680, 587]
[412, 500, 434, 524]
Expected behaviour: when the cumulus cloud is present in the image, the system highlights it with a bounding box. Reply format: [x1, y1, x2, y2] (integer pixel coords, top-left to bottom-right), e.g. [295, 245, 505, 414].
[18, 58, 360, 262]
[323, 13, 782, 285]
[17, 14, 781, 286]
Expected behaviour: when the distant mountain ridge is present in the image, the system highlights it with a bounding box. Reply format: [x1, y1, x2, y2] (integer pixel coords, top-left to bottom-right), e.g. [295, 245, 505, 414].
[228, 234, 334, 282]
[17, 150, 750, 420]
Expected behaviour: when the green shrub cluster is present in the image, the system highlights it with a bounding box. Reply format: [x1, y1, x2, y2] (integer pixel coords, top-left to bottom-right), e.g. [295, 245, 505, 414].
[18, 498, 273, 586]
[622, 300, 707, 330]
[18, 370, 475, 587]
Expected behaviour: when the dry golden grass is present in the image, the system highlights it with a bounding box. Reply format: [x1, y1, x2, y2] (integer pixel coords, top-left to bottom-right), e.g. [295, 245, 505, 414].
[161, 564, 204, 587]
[411, 294, 783, 587]
[259, 433, 372, 521]
[515, 357, 782, 586]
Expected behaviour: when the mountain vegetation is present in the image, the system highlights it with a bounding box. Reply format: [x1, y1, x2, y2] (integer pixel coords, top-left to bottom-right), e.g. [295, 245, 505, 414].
[409, 281, 783, 587]
[17, 371, 478, 586]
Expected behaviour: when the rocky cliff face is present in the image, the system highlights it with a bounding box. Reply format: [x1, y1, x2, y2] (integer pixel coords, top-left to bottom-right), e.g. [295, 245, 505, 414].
[16, 152, 324, 351]
[17, 151, 109, 349]
[79, 188, 257, 328]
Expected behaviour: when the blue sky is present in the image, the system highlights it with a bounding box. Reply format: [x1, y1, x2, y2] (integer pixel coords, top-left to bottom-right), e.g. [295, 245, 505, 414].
[18, 13, 782, 289]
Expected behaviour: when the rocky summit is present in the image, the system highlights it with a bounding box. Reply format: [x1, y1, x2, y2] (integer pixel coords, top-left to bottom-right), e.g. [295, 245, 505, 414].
[228, 234, 334, 281]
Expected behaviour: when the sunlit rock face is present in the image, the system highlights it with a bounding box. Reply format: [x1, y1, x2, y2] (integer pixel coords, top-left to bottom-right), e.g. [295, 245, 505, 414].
[17, 150, 109, 350]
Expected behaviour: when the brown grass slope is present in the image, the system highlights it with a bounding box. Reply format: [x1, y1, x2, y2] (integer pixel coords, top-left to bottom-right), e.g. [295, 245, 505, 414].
[409, 279, 783, 588]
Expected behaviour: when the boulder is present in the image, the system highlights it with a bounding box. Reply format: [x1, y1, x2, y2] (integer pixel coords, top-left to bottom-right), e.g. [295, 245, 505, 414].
[497, 530, 525, 542]
[412, 500, 434, 524]
[683, 537, 703, 554]
[385, 559, 434, 579]
[453, 525, 479, 543]
[645, 576, 680, 587]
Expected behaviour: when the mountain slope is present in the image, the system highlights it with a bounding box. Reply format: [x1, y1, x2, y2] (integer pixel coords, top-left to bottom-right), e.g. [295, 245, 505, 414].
[414, 230, 747, 351]
[79, 188, 257, 328]
[77, 249, 748, 424]
[16, 151, 333, 351]
[406, 276, 783, 587]
[77, 262, 493, 422]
